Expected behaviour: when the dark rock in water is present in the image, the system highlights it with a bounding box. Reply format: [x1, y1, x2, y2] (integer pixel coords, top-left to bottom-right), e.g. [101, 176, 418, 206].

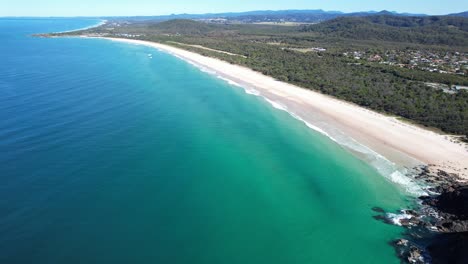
[372, 206, 385, 213]
[396, 238, 409, 247]
[392, 239, 426, 264]
[426, 232, 468, 264]
[409, 217, 421, 226]
[433, 186, 468, 220]
[404, 209, 420, 217]
[372, 214, 394, 225]
[400, 218, 411, 227]
[407, 246, 424, 264]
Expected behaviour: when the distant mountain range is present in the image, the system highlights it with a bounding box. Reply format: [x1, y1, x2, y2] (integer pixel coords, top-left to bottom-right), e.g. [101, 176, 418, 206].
[448, 11, 468, 17]
[103, 9, 468, 23]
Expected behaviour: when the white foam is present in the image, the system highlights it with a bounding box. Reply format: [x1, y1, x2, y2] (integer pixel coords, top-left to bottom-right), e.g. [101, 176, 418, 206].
[389, 171, 424, 195]
[244, 88, 260, 96]
[265, 99, 288, 111]
[217, 76, 242, 87]
[263, 99, 336, 141]
[386, 212, 413, 226]
[178, 57, 216, 75]
[214, 75, 262, 96]
[198, 66, 216, 75]
[334, 135, 428, 196]
[227, 80, 241, 87]
[289, 112, 334, 139]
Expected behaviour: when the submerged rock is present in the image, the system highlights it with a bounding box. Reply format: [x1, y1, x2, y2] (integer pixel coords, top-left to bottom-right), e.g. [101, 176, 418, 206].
[371, 206, 386, 213]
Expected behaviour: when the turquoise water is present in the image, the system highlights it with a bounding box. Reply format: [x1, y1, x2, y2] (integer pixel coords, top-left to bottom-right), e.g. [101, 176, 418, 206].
[0, 19, 410, 263]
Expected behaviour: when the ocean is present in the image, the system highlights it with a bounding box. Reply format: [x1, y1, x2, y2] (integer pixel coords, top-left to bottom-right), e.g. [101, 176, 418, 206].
[0, 19, 410, 263]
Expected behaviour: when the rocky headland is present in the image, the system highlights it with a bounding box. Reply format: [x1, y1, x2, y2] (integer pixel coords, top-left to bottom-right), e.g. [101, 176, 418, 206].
[374, 166, 468, 263]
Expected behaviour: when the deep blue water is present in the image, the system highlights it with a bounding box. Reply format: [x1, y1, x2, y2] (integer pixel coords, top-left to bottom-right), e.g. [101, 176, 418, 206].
[0, 19, 408, 263]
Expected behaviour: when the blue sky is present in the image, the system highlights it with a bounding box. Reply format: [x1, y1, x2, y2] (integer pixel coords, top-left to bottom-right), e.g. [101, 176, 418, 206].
[1, 0, 467, 17]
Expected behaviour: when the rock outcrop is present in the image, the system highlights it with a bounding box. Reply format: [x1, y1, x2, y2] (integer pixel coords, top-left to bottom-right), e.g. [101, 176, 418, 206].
[375, 166, 468, 263]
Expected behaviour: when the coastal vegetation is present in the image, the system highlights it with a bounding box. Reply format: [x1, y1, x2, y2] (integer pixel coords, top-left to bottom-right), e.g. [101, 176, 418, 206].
[51, 15, 468, 138]
[302, 15, 468, 47]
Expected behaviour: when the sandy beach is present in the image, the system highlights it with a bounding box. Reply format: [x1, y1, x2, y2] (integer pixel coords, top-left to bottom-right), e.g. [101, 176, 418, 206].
[96, 37, 468, 180]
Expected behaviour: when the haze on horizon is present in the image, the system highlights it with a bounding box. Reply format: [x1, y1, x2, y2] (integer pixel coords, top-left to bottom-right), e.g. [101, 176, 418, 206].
[1, 0, 467, 17]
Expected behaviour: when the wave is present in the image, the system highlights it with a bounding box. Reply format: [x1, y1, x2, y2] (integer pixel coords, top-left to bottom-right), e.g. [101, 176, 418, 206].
[167, 55, 256, 95]
[386, 212, 414, 226]
[333, 133, 427, 196]
[244, 88, 260, 96]
[201, 68, 217, 75]
[289, 112, 335, 140]
[217, 76, 242, 87]
[264, 98, 288, 111]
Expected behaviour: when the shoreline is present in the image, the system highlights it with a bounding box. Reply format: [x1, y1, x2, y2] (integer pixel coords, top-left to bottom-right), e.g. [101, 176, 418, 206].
[90, 37, 468, 186]
[34, 18, 468, 261]
[52, 19, 107, 34]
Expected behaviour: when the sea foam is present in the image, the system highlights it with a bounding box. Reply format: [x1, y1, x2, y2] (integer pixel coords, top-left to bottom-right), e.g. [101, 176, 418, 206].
[386, 212, 413, 226]
[265, 99, 288, 111]
[217, 76, 242, 87]
[244, 88, 260, 96]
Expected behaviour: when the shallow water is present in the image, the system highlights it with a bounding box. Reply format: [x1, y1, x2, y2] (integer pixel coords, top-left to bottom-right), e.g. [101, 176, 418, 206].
[0, 19, 410, 263]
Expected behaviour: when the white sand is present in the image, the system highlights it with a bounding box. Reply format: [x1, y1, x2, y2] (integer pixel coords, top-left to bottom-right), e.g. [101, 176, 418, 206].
[97, 37, 468, 180]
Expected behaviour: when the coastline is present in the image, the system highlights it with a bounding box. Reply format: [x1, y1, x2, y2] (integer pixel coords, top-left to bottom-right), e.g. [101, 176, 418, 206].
[94, 37, 468, 184]
[53, 19, 107, 34]
[29, 18, 468, 262]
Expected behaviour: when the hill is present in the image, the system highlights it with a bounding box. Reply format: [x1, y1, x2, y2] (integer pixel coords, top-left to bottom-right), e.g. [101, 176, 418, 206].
[302, 15, 468, 47]
[449, 11, 468, 18]
[145, 19, 225, 35]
